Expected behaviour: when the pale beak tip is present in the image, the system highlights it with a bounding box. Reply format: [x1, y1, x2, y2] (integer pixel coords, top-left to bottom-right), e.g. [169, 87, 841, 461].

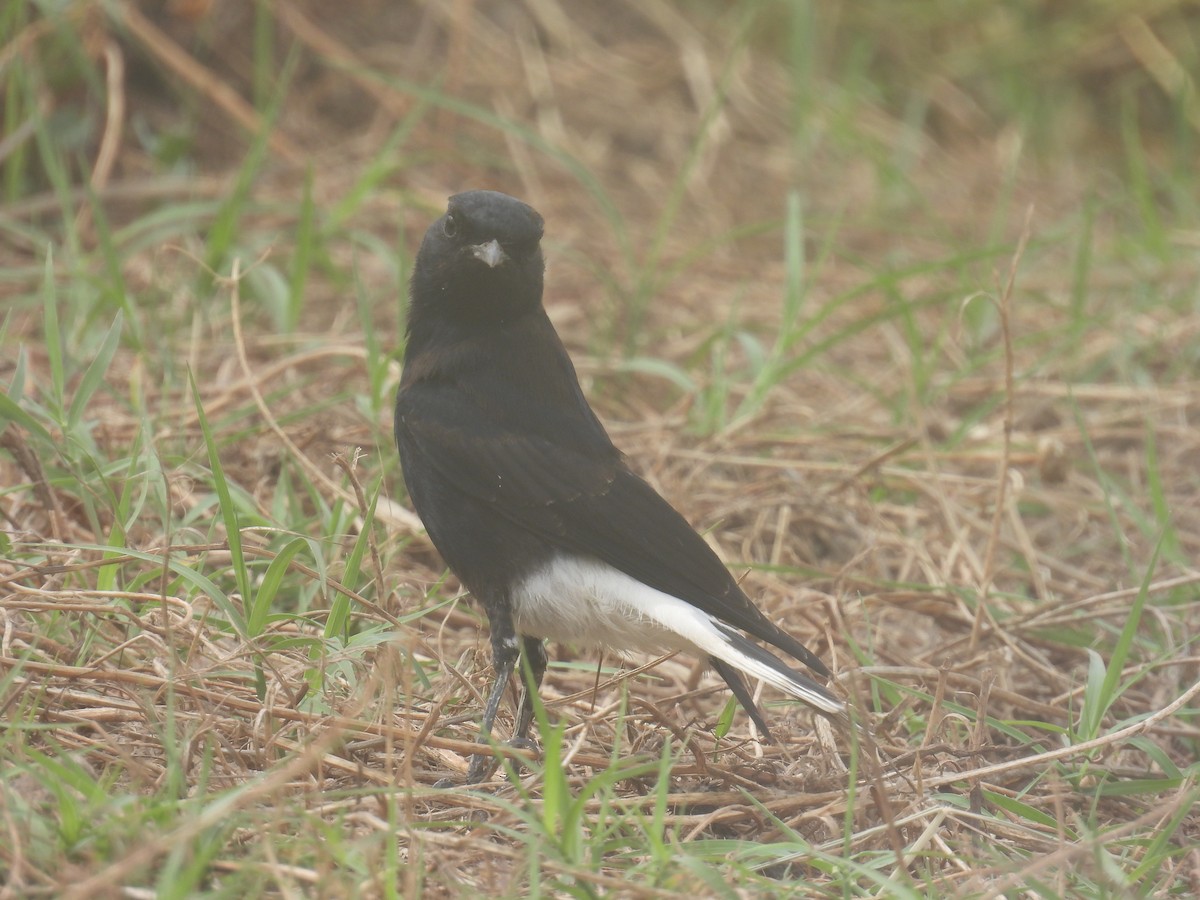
[471, 239, 508, 268]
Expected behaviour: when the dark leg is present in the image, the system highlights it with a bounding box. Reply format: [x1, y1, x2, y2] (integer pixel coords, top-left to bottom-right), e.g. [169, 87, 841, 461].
[513, 636, 548, 743]
[710, 656, 774, 741]
[461, 631, 521, 785]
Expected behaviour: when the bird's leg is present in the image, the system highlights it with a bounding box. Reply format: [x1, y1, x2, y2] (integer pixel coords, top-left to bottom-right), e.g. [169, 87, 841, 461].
[462, 630, 520, 785]
[512, 636, 548, 745]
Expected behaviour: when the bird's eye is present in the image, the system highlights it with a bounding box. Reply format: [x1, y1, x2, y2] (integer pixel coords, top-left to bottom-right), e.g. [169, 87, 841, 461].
[442, 214, 459, 239]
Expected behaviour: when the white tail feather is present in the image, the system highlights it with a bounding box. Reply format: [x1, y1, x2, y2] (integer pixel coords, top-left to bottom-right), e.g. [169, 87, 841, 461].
[511, 554, 845, 717]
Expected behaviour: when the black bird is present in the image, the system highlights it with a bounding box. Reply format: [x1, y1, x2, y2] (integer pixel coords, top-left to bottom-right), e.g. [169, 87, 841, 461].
[395, 190, 847, 783]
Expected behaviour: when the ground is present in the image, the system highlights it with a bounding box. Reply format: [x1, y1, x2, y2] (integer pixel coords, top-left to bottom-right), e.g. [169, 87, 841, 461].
[1, 1, 1198, 896]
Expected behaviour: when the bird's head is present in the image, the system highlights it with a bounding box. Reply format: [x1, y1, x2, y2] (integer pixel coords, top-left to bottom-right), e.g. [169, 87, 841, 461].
[410, 190, 546, 332]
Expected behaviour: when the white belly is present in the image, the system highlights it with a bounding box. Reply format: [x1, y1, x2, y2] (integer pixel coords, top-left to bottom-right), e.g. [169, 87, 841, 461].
[510, 554, 846, 718]
[511, 554, 704, 655]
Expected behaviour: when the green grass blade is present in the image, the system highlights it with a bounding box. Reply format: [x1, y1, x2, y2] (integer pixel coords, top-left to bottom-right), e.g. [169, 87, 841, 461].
[1098, 534, 1163, 711]
[286, 167, 316, 332]
[189, 369, 252, 632]
[66, 309, 123, 431]
[248, 536, 308, 638]
[41, 246, 64, 411]
[0, 385, 53, 443]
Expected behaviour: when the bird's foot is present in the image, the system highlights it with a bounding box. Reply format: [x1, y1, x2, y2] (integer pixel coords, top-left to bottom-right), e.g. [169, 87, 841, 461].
[433, 737, 541, 788]
[507, 735, 539, 755]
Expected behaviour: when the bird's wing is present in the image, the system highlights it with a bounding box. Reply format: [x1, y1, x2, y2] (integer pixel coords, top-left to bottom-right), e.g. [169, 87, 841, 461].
[396, 387, 829, 676]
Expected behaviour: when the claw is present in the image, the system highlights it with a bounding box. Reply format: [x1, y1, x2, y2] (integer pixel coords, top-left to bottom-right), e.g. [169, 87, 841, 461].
[435, 636, 550, 786]
[507, 736, 539, 755]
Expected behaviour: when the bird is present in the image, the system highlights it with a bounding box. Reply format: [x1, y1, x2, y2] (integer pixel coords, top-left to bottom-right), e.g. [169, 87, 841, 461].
[394, 190, 847, 784]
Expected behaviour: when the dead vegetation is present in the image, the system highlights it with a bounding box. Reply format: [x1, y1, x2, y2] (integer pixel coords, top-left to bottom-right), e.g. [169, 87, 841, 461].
[1, 1, 1198, 896]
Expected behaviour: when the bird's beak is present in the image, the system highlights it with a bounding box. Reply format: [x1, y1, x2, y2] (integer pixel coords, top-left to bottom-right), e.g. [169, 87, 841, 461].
[470, 239, 508, 268]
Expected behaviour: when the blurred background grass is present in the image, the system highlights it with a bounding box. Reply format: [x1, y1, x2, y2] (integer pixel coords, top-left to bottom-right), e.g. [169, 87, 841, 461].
[1, 1, 1198, 896]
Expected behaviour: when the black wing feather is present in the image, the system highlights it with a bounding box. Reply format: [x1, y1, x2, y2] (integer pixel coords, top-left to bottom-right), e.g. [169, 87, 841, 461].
[397, 385, 830, 678]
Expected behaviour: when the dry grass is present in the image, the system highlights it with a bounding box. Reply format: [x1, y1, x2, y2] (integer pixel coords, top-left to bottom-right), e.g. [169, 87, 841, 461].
[2, 1, 1198, 896]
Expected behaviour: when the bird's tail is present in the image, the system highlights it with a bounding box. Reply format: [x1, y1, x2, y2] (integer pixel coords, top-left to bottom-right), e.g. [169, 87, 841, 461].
[708, 621, 850, 727]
